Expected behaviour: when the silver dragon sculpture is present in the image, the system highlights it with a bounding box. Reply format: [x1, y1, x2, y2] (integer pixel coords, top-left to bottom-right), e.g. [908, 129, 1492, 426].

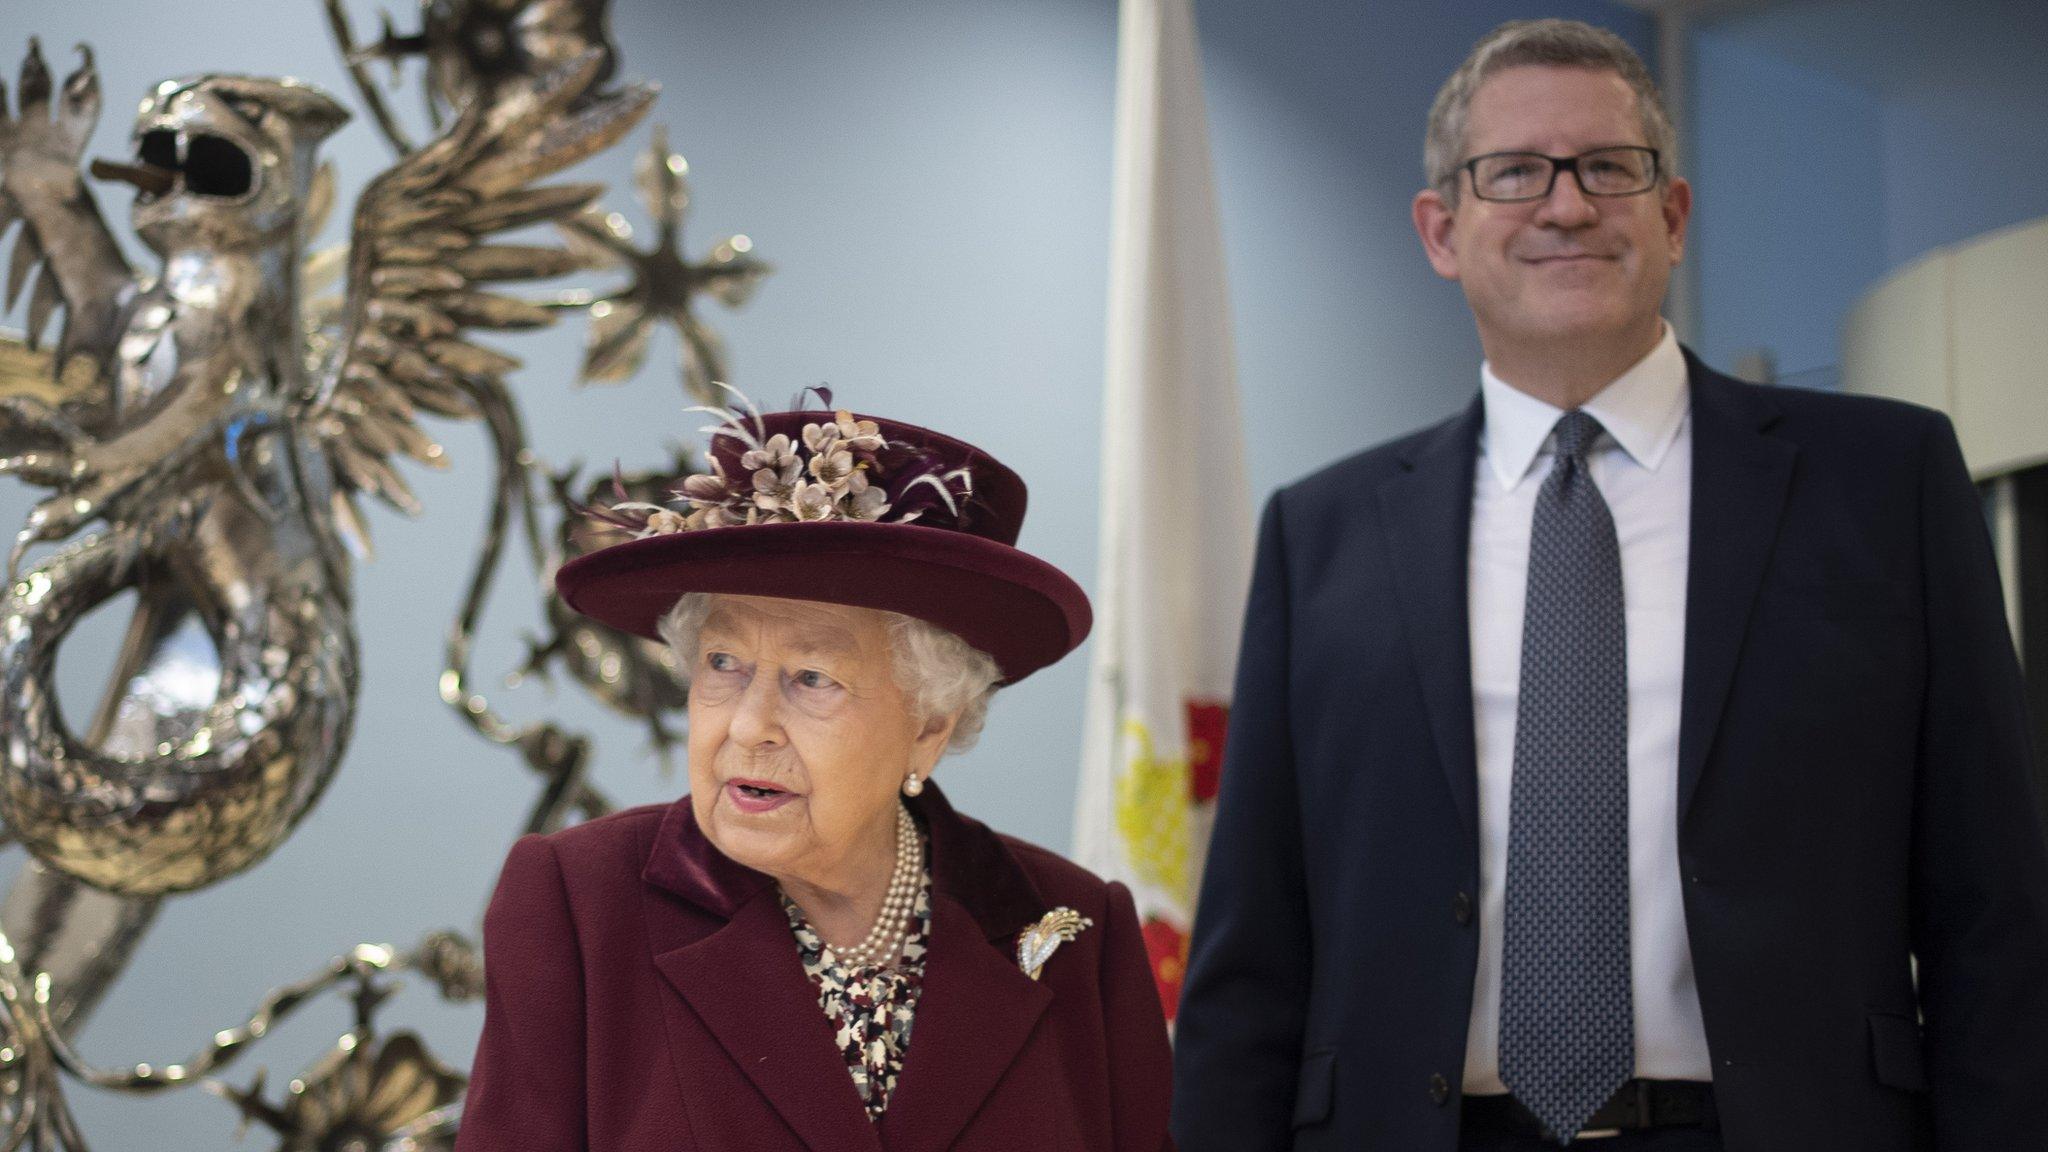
[0, 0, 667, 1141]
[0, 36, 652, 893]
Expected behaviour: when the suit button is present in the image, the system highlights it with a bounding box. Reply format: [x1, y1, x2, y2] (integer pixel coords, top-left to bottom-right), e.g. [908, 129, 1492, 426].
[1430, 1073, 1450, 1106]
[1453, 891, 1473, 926]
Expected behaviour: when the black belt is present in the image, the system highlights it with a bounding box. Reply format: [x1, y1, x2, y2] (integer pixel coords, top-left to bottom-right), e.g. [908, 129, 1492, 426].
[1462, 1079, 1717, 1141]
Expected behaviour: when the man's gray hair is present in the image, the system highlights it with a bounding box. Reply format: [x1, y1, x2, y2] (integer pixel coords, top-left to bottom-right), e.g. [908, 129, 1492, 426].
[1424, 19, 1674, 199]
[657, 593, 1002, 754]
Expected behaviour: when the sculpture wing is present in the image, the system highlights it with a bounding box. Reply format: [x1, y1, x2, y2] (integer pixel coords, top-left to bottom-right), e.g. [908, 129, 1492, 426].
[309, 49, 652, 548]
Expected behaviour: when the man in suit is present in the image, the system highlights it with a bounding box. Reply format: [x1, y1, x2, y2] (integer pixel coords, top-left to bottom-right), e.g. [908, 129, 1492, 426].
[1171, 18, 2048, 1152]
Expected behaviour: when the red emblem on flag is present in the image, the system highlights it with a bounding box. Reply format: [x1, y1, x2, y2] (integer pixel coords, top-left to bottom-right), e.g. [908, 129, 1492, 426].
[1185, 700, 1228, 803]
[1141, 916, 1189, 1021]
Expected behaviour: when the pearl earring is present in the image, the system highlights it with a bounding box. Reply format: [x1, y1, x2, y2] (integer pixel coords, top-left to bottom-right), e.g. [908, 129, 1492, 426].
[902, 772, 925, 797]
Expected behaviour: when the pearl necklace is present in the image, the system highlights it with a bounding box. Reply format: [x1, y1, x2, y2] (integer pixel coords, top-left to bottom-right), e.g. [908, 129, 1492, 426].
[830, 805, 922, 969]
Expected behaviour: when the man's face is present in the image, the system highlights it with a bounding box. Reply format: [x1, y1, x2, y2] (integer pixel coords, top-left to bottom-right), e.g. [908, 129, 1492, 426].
[1413, 65, 1690, 359]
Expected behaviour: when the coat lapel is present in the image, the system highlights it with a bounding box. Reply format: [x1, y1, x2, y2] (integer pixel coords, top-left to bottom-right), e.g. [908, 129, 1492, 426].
[1377, 397, 1485, 847]
[640, 785, 1051, 1152]
[1677, 357, 1796, 821]
[877, 889, 1053, 1151]
[880, 784, 1053, 1151]
[642, 799, 882, 1151]
[652, 891, 886, 1152]
[1369, 360, 1792, 839]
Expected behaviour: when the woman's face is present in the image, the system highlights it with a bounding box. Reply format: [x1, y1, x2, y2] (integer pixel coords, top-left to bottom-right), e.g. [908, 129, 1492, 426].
[686, 595, 953, 891]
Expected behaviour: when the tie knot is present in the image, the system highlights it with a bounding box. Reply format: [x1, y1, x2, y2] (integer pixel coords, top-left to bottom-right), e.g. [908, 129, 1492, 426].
[1551, 410, 1604, 463]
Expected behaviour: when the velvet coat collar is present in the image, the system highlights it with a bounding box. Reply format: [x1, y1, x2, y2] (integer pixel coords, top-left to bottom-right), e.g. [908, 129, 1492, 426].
[639, 780, 1046, 937]
[637, 783, 1062, 1151]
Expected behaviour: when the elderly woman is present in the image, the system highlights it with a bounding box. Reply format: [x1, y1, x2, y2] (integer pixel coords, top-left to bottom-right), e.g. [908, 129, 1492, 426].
[454, 399, 1174, 1151]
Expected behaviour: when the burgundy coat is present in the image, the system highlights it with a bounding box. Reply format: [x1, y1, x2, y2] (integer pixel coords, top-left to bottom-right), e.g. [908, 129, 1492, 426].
[455, 784, 1175, 1150]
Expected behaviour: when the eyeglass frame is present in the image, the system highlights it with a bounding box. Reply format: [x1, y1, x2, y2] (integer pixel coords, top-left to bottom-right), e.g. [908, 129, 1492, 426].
[1451, 146, 1663, 203]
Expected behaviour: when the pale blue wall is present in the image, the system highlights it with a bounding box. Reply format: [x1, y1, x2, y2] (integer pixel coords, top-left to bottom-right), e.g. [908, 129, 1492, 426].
[0, 1, 1651, 1145]
[1880, 90, 2048, 269]
[1689, 30, 1886, 382]
[1686, 0, 2048, 388]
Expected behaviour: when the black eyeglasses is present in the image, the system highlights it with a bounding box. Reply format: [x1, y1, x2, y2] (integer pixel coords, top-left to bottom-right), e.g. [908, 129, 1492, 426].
[1457, 146, 1660, 203]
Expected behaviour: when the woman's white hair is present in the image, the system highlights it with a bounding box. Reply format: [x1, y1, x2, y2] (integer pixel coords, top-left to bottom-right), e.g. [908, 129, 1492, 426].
[657, 592, 1002, 753]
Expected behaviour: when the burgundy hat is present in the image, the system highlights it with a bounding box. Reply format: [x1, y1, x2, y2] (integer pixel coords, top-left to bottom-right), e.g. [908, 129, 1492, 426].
[554, 399, 1091, 684]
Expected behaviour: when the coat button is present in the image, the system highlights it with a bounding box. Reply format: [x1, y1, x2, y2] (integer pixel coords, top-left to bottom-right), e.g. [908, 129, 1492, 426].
[1453, 891, 1473, 926]
[1429, 1073, 1450, 1106]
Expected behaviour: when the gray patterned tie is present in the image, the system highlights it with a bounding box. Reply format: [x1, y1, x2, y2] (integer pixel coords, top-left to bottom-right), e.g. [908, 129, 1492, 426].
[1499, 409, 1633, 1143]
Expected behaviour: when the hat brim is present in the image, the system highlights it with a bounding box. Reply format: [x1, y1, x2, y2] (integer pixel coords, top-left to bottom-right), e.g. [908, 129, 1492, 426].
[553, 520, 1091, 684]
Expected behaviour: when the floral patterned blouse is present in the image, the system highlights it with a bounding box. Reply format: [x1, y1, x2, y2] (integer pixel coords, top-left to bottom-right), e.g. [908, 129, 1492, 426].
[782, 865, 935, 1121]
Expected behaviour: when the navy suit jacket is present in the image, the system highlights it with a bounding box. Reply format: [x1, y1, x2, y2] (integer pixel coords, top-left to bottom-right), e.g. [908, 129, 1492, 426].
[1171, 354, 2048, 1152]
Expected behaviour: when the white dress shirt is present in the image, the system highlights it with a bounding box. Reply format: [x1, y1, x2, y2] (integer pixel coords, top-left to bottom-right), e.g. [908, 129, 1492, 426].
[1461, 325, 1713, 1093]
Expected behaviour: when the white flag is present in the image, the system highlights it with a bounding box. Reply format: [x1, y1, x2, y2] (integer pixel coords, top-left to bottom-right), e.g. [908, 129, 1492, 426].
[1073, 0, 1251, 1023]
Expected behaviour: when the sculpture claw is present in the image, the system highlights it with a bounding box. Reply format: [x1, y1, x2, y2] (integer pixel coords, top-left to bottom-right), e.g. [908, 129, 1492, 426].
[0, 395, 90, 472]
[54, 44, 99, 154]
[17, 39, 50, 120]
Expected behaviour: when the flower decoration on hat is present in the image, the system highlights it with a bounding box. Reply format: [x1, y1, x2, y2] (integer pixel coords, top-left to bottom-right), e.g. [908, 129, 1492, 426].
[580, 387, 977, 543]
[554, 386, 1088, 682]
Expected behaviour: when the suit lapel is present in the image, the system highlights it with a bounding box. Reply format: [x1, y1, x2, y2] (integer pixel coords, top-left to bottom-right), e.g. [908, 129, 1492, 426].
[1377, 397, 1485, 847]
[1370, 361, 1791, 838]
[1677, 359, 1796, 821]
[876, 890, 1053, 1152]
[652, 891, 885, 1152]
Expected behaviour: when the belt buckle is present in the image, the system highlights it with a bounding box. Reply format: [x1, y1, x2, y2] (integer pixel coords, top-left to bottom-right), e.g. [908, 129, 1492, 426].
[1575, 1079, 1650, 1141]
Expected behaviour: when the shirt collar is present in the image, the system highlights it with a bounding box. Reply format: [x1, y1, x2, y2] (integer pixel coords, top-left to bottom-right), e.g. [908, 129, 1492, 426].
[1478, 322, 1689, 491]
